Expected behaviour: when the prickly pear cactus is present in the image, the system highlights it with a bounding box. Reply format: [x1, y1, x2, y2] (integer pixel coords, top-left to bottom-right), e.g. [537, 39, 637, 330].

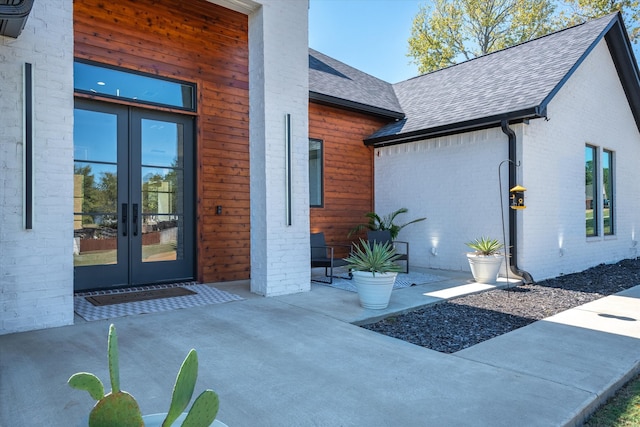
[162, 349, 219, 427]
[68, 324, 144, 427]
[68, 324, 219, 427]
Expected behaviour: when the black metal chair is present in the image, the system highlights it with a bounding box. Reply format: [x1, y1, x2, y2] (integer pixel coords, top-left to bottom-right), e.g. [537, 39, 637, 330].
[310, 232, 352, 284]
[367, 230, 409, 274]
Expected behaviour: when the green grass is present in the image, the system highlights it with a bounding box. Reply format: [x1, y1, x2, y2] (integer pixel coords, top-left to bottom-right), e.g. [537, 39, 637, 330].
[585, 373, 640, 426]
[74, 242, 176, 266]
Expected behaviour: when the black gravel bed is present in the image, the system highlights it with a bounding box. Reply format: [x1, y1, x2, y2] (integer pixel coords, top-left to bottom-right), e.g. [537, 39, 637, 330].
[362, 258, 640, 353]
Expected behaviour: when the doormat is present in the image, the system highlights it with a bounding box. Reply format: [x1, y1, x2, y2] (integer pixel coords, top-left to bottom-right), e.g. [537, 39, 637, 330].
[86, 287, 197, 306]
[312, 267, 446, 293]
[74, 283, 244, 322]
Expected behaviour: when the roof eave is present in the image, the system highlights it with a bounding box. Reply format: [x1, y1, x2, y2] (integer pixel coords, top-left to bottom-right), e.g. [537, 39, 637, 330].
[0, 0, 33, 38]
[309, 91, 405, 120]
[604, 16, 640, 132]
[364, 107, 545, 147]
[536, 13, 640, 132]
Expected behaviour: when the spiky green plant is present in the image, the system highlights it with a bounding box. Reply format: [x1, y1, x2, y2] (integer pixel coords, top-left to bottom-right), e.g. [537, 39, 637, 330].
[348, 208, 426, 240]
[466, 237, 504, 256]
[68, 324, 219, 427]
[343, 239, 403, 276]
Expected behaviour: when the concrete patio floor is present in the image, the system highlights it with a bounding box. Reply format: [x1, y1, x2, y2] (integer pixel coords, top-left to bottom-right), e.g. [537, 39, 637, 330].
[1, 268, 639, 426]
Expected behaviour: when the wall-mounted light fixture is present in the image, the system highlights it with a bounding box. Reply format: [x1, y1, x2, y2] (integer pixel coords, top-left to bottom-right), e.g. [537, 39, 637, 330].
[284, 113, 292, 226]
[24, 62, 33, 230]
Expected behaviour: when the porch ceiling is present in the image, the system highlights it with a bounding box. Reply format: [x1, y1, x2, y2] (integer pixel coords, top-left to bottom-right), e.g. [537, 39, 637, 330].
[0, 0, 33, 38]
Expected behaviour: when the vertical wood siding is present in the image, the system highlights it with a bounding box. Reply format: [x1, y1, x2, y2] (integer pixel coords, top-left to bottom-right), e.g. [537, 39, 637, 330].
[74, 0, 250, 283]
[309, 102, 391, 255]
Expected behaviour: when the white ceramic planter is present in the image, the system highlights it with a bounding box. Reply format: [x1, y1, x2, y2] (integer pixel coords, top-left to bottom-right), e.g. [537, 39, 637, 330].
[466, 253, 504, 284]
[81, 413, 228, 427]
[142, 413, 228, 426]
[352, 270, 398, 309]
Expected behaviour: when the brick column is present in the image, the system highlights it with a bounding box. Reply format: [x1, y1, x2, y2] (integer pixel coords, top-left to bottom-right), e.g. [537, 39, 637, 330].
[248, 0, 310, 296]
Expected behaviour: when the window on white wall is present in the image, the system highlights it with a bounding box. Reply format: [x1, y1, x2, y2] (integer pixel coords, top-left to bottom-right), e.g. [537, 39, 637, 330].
[585, 145, 615, 237]
[585, 145, 598, 237]
[603, 149, 614, 235]
[309, 139, 323, 207]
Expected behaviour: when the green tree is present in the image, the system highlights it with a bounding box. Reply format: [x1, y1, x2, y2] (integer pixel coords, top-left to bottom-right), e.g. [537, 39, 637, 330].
[560, 0, 640, 42]
[408, 0, 557, 73]
[407, 0, 639, 74]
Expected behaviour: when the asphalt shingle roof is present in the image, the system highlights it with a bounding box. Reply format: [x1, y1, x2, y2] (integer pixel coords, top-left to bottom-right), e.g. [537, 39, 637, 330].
[309, 48, 404, 118]
[366, 13, 623, 143]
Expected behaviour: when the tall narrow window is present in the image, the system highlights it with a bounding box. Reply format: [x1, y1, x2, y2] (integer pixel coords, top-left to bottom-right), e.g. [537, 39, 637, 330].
[585, 145, 598, 237]
[603, 149, 614, 235]
[309, 139, 323, 207]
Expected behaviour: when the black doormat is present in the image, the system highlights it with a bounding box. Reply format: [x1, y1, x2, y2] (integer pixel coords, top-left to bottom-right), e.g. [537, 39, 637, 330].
[86, 287, 197, 306]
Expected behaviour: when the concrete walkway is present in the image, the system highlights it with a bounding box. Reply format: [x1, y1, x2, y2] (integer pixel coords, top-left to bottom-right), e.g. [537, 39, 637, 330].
[1, 269, 639, 426]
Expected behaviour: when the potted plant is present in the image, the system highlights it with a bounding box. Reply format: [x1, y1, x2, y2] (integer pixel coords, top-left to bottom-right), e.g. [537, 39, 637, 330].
[343, 239, 403, 309]
[466, 237, 505, 284]
[68, 324, 226, 427]
[348, 207, 426, 240]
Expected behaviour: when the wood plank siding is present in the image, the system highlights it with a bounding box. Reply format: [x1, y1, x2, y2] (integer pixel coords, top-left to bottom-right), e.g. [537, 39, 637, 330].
[309, 102, 391, 255]
[74, 0, 250, 283]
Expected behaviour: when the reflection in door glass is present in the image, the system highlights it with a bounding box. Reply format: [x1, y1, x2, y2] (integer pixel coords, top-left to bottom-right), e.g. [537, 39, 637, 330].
[141, 120, 182, 167]
[140, 119, 184, 263]
[74, 110, 119, 267]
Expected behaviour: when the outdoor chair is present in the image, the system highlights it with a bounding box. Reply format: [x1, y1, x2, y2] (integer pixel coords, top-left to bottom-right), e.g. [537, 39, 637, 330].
[310, 232, 352, 284]
[367, 230, 409, 274]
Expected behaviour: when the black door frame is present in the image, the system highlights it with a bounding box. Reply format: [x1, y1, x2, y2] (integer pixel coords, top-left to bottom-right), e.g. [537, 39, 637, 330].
[73, 99, 195, 291]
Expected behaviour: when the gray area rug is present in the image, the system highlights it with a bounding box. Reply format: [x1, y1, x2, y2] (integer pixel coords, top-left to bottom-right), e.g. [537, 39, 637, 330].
[74, 283, 244, 321]
[312, 267, 445, 292]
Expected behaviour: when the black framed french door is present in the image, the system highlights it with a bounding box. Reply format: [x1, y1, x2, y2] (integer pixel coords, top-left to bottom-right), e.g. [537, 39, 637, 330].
[73, 99, 194, 291]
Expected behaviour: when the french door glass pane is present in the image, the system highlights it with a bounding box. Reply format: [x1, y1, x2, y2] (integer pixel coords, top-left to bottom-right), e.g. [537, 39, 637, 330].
[74, 109, 119, 267]
[74, 110, 117, 162]
[140, 119, 184, 263]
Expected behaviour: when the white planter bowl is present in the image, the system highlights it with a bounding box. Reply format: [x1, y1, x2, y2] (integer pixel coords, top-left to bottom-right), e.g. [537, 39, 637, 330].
[80, 413, 228, 427]
[142, 413, 228, 426]
[466, 253, 504, 284]
[352, 270, 398, 309]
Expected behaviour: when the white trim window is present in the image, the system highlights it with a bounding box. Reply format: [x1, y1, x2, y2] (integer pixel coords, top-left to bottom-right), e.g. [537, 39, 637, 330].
[309, 139, 323, 207]
[585, 145, 615, 237]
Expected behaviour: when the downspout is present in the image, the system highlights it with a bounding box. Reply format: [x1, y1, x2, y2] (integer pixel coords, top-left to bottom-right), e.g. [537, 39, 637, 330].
[500, 120, 534, 284]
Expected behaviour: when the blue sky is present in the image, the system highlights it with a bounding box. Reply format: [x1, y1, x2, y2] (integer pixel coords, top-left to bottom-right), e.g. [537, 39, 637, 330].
[309, 0, 423, 84]
[309, 0, 640, 84]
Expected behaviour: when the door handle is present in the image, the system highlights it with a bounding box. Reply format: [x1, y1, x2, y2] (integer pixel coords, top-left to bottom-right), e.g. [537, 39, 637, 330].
[121, 203, 128, 237]
[132, 204, 139, 237]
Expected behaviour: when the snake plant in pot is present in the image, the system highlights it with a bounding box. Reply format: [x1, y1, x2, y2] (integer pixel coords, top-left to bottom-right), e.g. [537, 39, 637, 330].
[466, 237, 505, 284]
[343, 238, 403, 309]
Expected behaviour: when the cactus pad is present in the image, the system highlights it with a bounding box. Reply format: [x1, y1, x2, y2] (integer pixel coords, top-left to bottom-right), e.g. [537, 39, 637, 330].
[88, 391, 143, 427]
[181, 390, 220, 427]
[68, 372, 105, 401]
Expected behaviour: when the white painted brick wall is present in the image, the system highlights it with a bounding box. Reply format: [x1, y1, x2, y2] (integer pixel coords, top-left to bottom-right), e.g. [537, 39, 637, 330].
[1, 0, 75, 334]
[520, 39, 640, 280]
[249, 0, 310, 296]
[375, 38, 640, 282]
[374, 129, 511, 273]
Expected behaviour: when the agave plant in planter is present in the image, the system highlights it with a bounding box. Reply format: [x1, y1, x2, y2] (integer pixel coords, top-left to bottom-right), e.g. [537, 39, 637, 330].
[343, 239, 403, 309]
[68, 324, 223, 427]
[466, 237, 505, 284]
